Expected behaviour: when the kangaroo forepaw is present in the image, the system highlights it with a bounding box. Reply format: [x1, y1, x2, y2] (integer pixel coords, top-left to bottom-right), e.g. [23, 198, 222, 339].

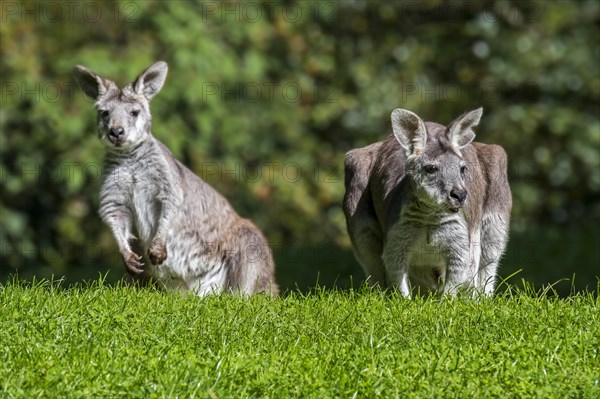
[148, 239, 167, 265]
[124, 252, 144, 274]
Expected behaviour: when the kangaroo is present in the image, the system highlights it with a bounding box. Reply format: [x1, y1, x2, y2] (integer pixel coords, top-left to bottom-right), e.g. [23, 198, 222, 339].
[74, 61, 278, 296]
[343, 107, 511, 297]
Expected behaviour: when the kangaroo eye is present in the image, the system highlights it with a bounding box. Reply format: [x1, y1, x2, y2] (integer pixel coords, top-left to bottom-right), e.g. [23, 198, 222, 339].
[130, 110, 140, 117]
[100, 110, 109, 118]
[460, 166, 467, 174]
[424, 165, 438, 174]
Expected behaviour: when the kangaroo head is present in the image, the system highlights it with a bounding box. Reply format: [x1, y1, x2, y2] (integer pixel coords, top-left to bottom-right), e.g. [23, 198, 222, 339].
[74, 61, 168, 152]
[391, 107, 482, 212]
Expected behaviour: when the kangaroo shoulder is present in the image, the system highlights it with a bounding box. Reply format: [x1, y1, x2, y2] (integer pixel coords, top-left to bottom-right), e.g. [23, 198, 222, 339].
[345, 140, 386, 181]
[472, 142, 508, 171]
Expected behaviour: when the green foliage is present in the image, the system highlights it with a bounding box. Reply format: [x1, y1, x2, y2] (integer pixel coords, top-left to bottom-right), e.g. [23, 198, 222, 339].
[1, 279, 599, 397]
[0, 1, 598, 288]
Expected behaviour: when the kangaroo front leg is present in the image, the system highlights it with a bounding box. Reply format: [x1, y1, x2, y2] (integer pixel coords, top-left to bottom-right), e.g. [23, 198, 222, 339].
[443, 257, 472, 297]
[148, 189, 181, 265]
[382, 226, 419, 298]
[148, 235, 167, 266]
[477, 260, 499, 296]
[478, 213, 510, 296]
[103, 208, 144, 274]
[388, 266, 411, 298]
[382, 243, 411, 298]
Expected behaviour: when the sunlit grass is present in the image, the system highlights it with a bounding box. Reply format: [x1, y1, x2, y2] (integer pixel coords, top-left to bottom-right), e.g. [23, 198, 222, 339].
[1, 277, 598, 398]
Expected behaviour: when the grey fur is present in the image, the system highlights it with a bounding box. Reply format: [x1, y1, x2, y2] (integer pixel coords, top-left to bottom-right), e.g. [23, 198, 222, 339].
[74, 61, 278, 296]
[344, 108, 511, 297]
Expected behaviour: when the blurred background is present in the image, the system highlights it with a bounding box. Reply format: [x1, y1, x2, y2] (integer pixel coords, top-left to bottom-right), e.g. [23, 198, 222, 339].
[1, 0, 598, 295]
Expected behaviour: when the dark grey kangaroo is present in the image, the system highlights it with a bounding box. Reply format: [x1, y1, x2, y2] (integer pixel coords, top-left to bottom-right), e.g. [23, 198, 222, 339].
[344, 108, 511, 297]
[74, 61, 278, 296]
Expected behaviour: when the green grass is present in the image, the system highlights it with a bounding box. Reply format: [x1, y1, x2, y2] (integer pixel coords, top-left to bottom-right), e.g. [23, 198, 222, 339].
[1, 279, 598, 398]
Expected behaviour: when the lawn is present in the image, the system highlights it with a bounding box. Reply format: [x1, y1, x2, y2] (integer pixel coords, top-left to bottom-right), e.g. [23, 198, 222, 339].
[1, 279, 598, 398]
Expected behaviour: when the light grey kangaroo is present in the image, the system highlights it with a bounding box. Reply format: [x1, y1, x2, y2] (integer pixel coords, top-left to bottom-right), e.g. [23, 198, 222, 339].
[74, 61, 278, 296]
[344, 107, 511, 297]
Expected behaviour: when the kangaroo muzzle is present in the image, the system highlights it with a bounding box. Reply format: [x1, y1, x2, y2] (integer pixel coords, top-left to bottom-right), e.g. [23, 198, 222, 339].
[108, 126, 126, 145]
[449, 187, 467, 212]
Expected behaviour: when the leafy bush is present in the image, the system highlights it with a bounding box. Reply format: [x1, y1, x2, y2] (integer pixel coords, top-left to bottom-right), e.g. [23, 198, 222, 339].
[1, 1, 598, 289]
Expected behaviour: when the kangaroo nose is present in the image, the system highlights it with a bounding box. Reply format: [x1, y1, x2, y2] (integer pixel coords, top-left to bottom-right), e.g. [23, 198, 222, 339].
[450, 188, 467, 203]
[109, 127, 125, 138]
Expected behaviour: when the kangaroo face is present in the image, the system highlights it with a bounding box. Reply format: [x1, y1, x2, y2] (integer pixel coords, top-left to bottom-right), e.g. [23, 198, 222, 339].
[95, 88, 150, 150]
[391, 107, 482, 213]
[407, 140, 468, 212]
[74, 61, 167, 153]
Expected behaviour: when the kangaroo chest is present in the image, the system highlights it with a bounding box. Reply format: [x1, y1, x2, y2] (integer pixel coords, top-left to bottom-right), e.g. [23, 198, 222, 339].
[130, 182, 161, 246]
[395, 213, 469, 289]
[406, 226, 448, 270]
[104, 159, 164, 246]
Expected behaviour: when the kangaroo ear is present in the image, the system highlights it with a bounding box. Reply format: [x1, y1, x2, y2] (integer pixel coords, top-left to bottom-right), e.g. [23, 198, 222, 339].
[447, 107, 482, 149]
[391, 108, 428, 156]
[73, 65, 114, 101]
[133, 61, 168, 100]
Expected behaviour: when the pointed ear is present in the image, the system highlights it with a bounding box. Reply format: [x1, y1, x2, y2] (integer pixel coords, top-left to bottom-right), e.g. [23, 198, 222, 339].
[391, 108, 428, 156]
[447, 107, 482, 149]
[73, 65, 114, 100]
[132, 61, 168, 100]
